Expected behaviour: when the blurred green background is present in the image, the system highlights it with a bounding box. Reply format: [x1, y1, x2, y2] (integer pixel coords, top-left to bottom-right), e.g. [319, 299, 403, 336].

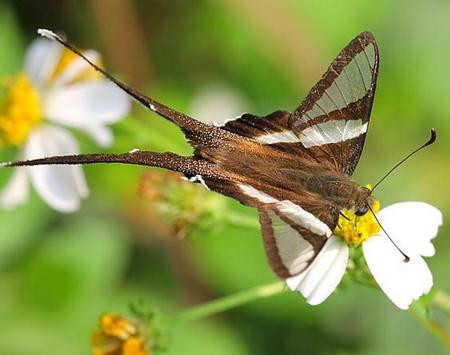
[1, 0, 450, 354]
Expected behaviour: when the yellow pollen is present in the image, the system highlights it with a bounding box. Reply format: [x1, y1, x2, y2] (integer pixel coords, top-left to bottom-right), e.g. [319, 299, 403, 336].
[50, 48, 102, 84]
[100, 314, 137, 340]
[0, 73, 42, 147]
[334, 197, 381, 246]
[123, 337, 149, 355]
[92, 314, 150, 355]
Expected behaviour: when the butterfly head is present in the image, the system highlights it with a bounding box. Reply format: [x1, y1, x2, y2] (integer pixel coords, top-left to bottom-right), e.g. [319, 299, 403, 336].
[353, 185, 373, 217]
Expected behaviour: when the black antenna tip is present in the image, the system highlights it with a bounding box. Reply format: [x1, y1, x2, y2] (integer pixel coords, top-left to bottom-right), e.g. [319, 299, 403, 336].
[372, 127, 437, 192]
[427, 128, 437, 146]
[403, 255, 410, 263]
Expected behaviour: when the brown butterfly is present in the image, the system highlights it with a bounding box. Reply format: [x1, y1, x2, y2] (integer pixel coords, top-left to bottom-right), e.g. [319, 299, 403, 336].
[2, 30, 390, 278]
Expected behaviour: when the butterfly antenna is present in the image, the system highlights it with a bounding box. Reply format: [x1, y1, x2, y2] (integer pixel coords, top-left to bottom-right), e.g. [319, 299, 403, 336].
[367, 203, 410, 263]
[339, 212, 351, 221]
[372, 128, 436, 192]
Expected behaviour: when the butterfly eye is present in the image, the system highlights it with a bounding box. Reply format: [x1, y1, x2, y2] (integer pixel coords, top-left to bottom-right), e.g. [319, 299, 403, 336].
[355, 206, 369, 216]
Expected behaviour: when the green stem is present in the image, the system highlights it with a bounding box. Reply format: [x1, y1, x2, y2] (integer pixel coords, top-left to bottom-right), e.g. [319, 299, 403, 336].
[432, 289, 450, 315]
[410, 306, 450, 348]
[173, 281, 286, 324]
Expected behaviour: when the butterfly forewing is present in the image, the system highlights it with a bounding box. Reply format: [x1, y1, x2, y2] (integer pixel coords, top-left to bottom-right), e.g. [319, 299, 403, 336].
[220, 32, 379, 176]
[221, 110, 293, 143]
[290, 31, 379, 174]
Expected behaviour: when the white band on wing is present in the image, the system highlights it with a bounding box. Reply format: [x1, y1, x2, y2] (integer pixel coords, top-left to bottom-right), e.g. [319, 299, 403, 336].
[238, 183, 332, 237]
[256, 130, 301, 144]
[299, 119, 368, 148]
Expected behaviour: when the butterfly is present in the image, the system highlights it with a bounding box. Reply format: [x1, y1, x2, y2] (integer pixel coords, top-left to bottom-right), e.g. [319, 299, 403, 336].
[5, 29, 379, 279]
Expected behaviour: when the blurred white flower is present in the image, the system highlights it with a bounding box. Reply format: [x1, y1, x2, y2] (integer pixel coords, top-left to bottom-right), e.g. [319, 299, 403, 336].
[189, 84, 249, 125]
[287, 200, 442, 310]
[0, 37, 130, 212]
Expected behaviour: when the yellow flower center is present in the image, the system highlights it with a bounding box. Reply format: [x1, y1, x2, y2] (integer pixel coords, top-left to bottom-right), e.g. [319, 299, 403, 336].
[0, 73, 42, 147]
[334, 194, 381, 246]
[92, 314, 150, 355]
[0, 47, 103, 148]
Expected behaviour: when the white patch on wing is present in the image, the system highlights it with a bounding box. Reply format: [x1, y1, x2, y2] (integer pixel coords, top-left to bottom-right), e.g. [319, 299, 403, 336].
[238, 183, 332, 237]
[301, 44, 376, 122]
[238, 183, 278, 204]
[0, 161, 12, 168]
[149, 104, 156, 111]
[276, 200, 332, 237]
[299, 119, 367, 148]
[256, 130, 300, 144]
[364, 43, 376, 69]
[188, 174, 209, 190]
[129, 148, 140, 153]
[269, 210, 315, 274]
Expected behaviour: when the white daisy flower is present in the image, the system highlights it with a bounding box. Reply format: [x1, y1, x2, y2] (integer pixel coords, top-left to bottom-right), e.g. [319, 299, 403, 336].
[286, 196, 443, 310]
[188, 84, 249, 125]
[0, 37, 130, 212]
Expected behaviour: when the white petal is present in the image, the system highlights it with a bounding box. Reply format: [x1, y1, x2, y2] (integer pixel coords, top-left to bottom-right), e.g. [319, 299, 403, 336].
[363, 235, 433, 310]
[188, 84, 249, 124]
[0, 167, 30, 208]
[24, 125, 89, 213]
[44, 81, 130, 127]
[24, 38, 62, 88]
[50, 50, 101, 87]
[79, 125, 113, 147]
[286, 236, 349, 305]
[377, 202, 442, 257]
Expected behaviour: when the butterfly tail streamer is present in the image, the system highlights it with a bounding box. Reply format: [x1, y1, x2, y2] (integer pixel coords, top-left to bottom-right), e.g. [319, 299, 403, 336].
[37, 29, 220, 147]
[0, 151, 224, 180]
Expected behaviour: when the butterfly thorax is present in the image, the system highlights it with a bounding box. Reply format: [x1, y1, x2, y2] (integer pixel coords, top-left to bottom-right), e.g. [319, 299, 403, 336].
[293, 166, 372, 215]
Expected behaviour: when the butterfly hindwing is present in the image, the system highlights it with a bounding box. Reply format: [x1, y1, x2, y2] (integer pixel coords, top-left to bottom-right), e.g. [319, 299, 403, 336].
[229, 182, 334, 276]
[258, 204, 330, 277]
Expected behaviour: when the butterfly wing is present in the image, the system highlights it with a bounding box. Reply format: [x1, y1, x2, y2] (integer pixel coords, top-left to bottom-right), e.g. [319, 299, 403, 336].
[259, 205, 326, 277]
[289, 31, 379, 175]
[219, 32, 379, 277]
[222, 32, 379, 175]
[224, 182, 335, 277]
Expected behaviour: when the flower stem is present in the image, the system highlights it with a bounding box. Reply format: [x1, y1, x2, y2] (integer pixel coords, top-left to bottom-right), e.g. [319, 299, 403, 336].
[409, 306, 450, 348]
[173, 281, 286, 324]
[432, 289, 450, 315]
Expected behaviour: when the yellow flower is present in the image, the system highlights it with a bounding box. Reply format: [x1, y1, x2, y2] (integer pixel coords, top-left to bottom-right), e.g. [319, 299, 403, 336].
[92, 314, 150, 355]
[334, 199, 381, 245]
